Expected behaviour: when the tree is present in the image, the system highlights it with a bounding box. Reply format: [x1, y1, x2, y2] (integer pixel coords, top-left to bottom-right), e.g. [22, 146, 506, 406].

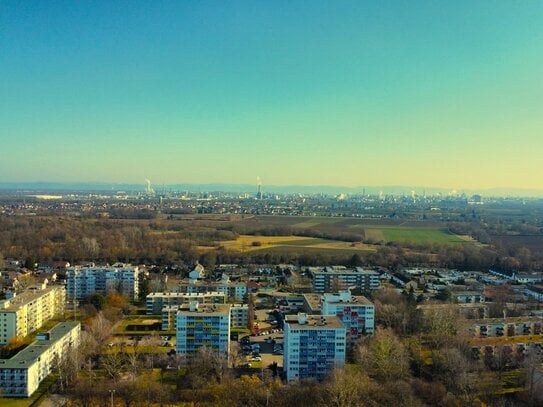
[323, 368, 370, 407]
[357, 328, 410, 381]
[85, 312, 113, 349]
[101, 351, 125, 381]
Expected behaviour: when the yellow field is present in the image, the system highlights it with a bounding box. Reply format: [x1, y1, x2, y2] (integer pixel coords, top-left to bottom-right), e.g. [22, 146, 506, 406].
[218, 235, 374, 253]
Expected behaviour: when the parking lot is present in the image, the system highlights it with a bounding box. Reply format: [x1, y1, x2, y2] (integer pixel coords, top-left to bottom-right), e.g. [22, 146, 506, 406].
[241, 329, 284, 369]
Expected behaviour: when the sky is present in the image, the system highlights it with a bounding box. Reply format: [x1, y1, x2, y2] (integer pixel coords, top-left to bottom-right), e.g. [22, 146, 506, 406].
[1, 1, 543, 190]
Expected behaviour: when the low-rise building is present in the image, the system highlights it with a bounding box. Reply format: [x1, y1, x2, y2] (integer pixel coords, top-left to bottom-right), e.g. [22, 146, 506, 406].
[525, 285, 543, 302]
[310, 267, 380, 293]
[284, 313, 346, 382]
[453, 291, 486, 304]
[0, 285, 65, 344]
[175, 303, 230, 356]
[469, 317, 543, 338]
[0, 322, 80, 397]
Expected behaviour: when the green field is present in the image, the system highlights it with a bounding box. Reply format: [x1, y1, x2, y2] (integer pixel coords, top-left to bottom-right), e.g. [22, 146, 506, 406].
[365, 226, 464, 244]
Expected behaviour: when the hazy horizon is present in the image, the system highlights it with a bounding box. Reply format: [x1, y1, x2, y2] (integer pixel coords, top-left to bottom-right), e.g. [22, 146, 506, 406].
[1, 1, 542, 189]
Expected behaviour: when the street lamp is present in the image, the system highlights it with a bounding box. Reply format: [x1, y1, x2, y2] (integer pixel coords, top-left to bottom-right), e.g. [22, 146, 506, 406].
[109, 389, 115, 407]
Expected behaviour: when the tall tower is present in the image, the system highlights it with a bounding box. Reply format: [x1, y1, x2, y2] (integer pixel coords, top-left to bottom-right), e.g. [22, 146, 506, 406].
[256, 176, 262, 200]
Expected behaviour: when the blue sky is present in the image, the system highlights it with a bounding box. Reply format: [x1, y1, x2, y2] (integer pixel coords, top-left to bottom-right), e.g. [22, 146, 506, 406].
[1, 1, 542, 189]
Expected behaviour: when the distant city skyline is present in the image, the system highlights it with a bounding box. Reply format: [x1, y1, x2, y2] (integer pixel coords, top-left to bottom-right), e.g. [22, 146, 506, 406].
[1, 1, 542, 189]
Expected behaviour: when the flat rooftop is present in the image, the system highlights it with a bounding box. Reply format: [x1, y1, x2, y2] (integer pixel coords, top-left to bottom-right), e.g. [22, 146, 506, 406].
[0, 322, 80, 369]
[177, 303, 231, 315]
[147, 291, 225, 298]
[0, 286, 63, 312]
[285, 315, 345, 330]
[312, 267, 379, 275]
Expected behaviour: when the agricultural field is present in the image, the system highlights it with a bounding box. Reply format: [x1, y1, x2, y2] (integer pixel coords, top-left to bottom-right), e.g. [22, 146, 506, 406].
[358, 225, 465, 245]
[219, 234, 373, 253]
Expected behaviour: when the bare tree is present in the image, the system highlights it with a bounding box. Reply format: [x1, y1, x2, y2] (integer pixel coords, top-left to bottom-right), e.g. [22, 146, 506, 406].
[357, 328, 410, 381]
[101, 351, 125, 381]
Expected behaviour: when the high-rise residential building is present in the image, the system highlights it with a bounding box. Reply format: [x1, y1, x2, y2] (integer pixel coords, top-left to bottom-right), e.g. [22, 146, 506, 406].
[66, 264, 139, 300]
[320, 291, 374, 345]
[0, 322, 80, 397]
[146, 291, 226, 315]
[230, 303, 249, 329]
[310, 267, 380, 293]
[284, 313, 346, 382]
[0, 285, 66, 344]
[160, 299, 246, 331]
[175, 302, 230, 356]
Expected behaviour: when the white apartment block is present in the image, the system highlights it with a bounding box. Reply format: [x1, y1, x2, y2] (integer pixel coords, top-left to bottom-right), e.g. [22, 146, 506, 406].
[176, 303, 230, 356]
[146, 291, 226, 315]
[284, 313, 346, 382]
[321, 291, 374, 345]
[66, 264, 139, 300]
[311, 267, 380, 293]
[0, 322, 80, 397]
[0, 286, 66, 344]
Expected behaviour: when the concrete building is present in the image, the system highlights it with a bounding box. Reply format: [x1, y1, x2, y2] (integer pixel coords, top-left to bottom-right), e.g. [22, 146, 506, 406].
[0, 322, 80, 397]
[310, 267, 380, 293]
[303, 291, 374, 346]
[179, 274, 248, 302]
[525, 285, 543, 302]
[470, 317, 543, 338]
[146, 291, 226, 315]
[321, 291, 374, 344]
[0, 286, 65, 344]
[230, 304, 249, 329]
[175, 303, 231, 356]
[66, 264, 139, 301]
[453, 291, 486, 304]
[284, 313, 346, 382]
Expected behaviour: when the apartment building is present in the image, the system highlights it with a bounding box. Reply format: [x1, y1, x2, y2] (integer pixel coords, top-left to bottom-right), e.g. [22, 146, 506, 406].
[470, 317, 543, 338]
[310, 267, 380, 293]
[179, 275, 248, 302]
[175, 303, 230, 356]
[230, 304, 249, 329]
[161, 300, 245, 331]
[0, 286, 65, 344]
[146, 291, 226, 315]
[284, 313, 346, 382]
[321, 291, 374, 344]
[303, 290, 374, 346]
[66, 264, 139, 300]
[0, 322, 80, 397]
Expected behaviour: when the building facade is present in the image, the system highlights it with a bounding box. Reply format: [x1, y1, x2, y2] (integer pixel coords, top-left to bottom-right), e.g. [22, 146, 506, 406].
[179, 276, 248, 302]
[321, 291, 374, 345]
[284, 313, 346, 382]
[0, 286, 66, 344]
[66, 264, 139, 300]
[175, 303, 230, 356]
[230, 304, 249, 329]
[146, 291, 226, 315]
[311, 267, 380, 293]
[0, 322, 80, 397]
